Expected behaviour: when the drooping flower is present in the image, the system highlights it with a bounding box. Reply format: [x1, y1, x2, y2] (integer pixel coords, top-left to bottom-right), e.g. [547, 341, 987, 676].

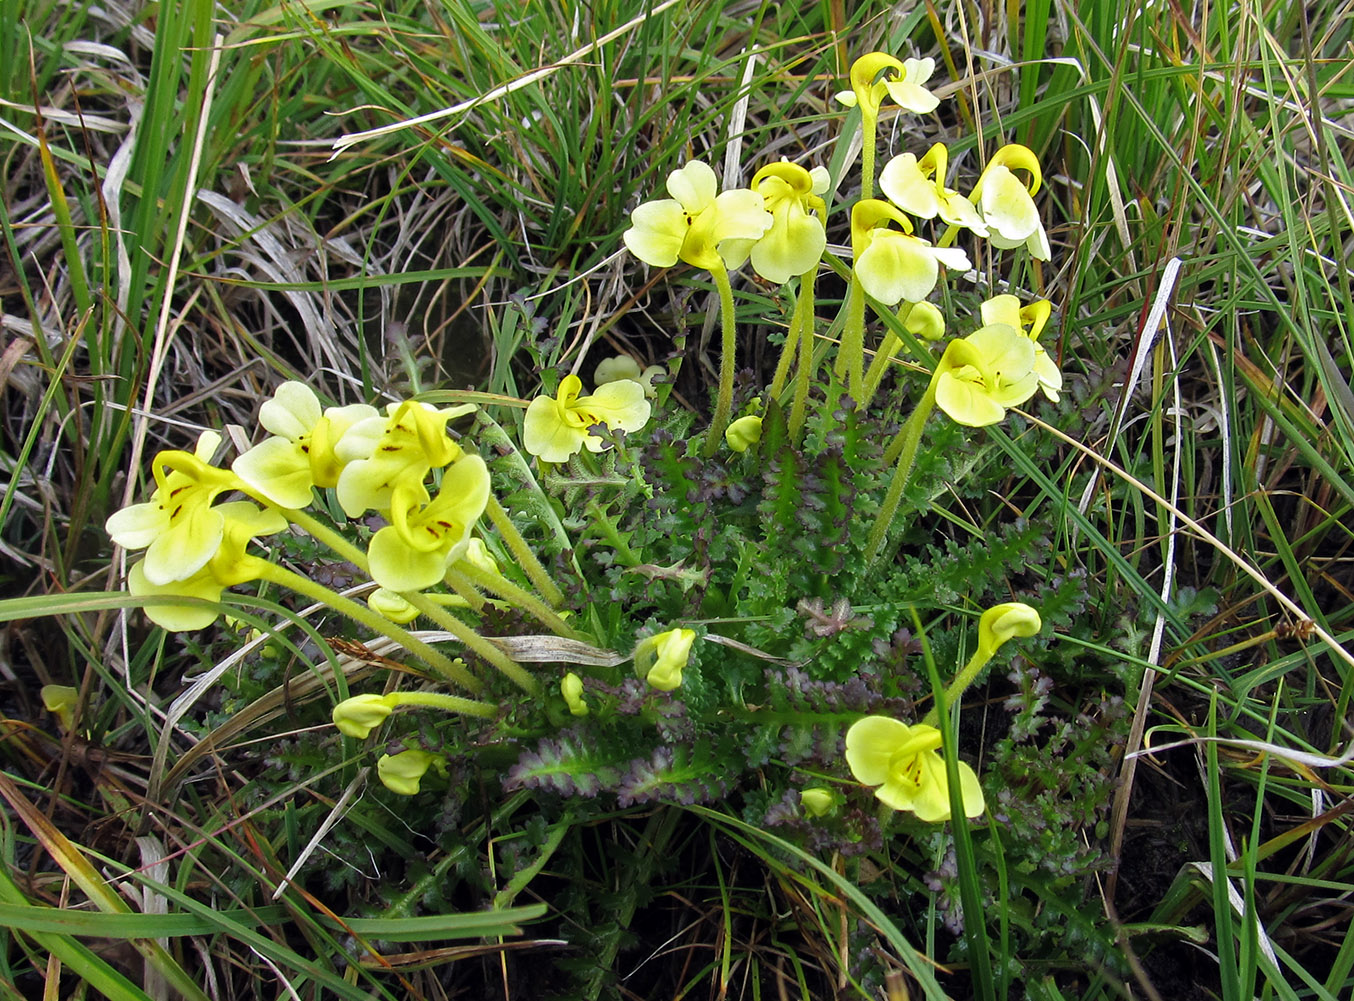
[377, 749, 440, 795]
[934, 323, 1040, 427]
[561, 672, 589, 717]
[834, 52, 940, 117]
[522, 374, 651, 462]
[879, 143, 987, 235]
[332, 693, 396, 739]
[366, 455, 492, 592]
[724, 415, 763, 453]
[105, 431, 241, 585]
[977, 602, 1042, 660]
[634, 627, 697, 692]
[971, 145, 1051, 259]
[845, 716, 984, 821]
[852, 200, 971, 306]
[127, 501, 288, 631]
[979, 294, 1061, 401]
[623, 161, 772, 272]
[741, 161, 829, 285]
[233, 382, 379, 508]
[333, 399, 476, 518]
[41, 685, 79, 732]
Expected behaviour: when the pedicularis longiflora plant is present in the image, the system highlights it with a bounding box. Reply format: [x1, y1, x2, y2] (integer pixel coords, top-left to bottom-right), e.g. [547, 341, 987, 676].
[108, 50, 1122, 973]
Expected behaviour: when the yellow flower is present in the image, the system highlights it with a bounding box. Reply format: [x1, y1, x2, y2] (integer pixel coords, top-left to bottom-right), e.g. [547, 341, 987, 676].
[593, 355, 642, 385]
[377, 749, 440, 795]
[879, 143, 986, 235]
[127, 501, 287, 631]
[635, 627, 696, 691]
[979, 294, 1060, 401]
[905, 301, 946, 341]
[233, 382, 379, 508]
[623, 161, 772, 272]
[41, 685, 79, 732]
[332, 693, 396, 739]
[744, 161, 828, 284]
[971, 145, 1050, 259]
[835, 52, 940, 117]
[845, 717, 984, 821]
[368, 587, 421, 623]
[367, 455, 491, 592]
[852, 200, 971, 306]
[561, 672, 589, 716]
[934, 323, 1040, 427]
[978, 603, 1042, 660]
[724, 415, 763, 453]
[523, 374, 651, 462]
[334, 399, 476, 518]
[105, 431, 240, 586]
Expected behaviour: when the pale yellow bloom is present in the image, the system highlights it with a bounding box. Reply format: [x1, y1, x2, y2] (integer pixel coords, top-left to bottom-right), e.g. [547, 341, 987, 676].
[725, 415, 763, 453]
[835, 52, 940, 117]
[845, 717, 984, 821]
[971, 145, 1050, 259]
[852, 200, 970, 306]
[523, 374, 651, 462]
[934, 324, 1040, 427]
[561, 672, 589, 716]
[623, 161, 772, 272]
[377, 750, 440, 795]
[979, 294, 1060, 401]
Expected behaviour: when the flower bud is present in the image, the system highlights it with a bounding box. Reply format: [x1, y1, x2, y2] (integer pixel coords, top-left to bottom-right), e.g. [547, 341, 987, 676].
[725, 415, 763, 453]
[977, 603, 1042, 660]
[635, 628, 697, 691]
[331, 694, 395, 739]
[561, 672, 589, 717]
[376, 750, 439, 795]
[800, 787, 837, 818]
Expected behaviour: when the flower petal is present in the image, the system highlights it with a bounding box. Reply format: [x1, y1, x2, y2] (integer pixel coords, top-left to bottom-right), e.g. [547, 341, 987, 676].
[666, 161, 717, 213]
[258, 382, 322, 440]
[844, 716, 912, 786]
[624, 199, 687, 267]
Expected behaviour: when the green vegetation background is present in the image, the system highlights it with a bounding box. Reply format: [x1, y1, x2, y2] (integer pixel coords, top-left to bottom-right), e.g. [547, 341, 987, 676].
[0, 0, 1351, 998]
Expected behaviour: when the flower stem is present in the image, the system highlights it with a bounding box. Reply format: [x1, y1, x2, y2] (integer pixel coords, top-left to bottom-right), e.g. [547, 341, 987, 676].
[403, 592, 540, 695]
[787, 270, 817, 438]
[484, 494, 565, 608]
[864, 370, 942, 564]
[255, 563, 485, 694]
[921, 648, 991, 728]
[861, 109, 878, 201]
[454, 559, 583, 641]
[392, 690, 494, 718]
[702, 262, 739, 458]
[861, 302, 915, 409]
[769, 271, 813, 399]
[833, 275, 867, 398]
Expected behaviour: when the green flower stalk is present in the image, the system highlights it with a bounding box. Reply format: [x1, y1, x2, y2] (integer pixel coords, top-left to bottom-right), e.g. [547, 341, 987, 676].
[865, 323, 1041, 563]
[921, 603, 1041, 727]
